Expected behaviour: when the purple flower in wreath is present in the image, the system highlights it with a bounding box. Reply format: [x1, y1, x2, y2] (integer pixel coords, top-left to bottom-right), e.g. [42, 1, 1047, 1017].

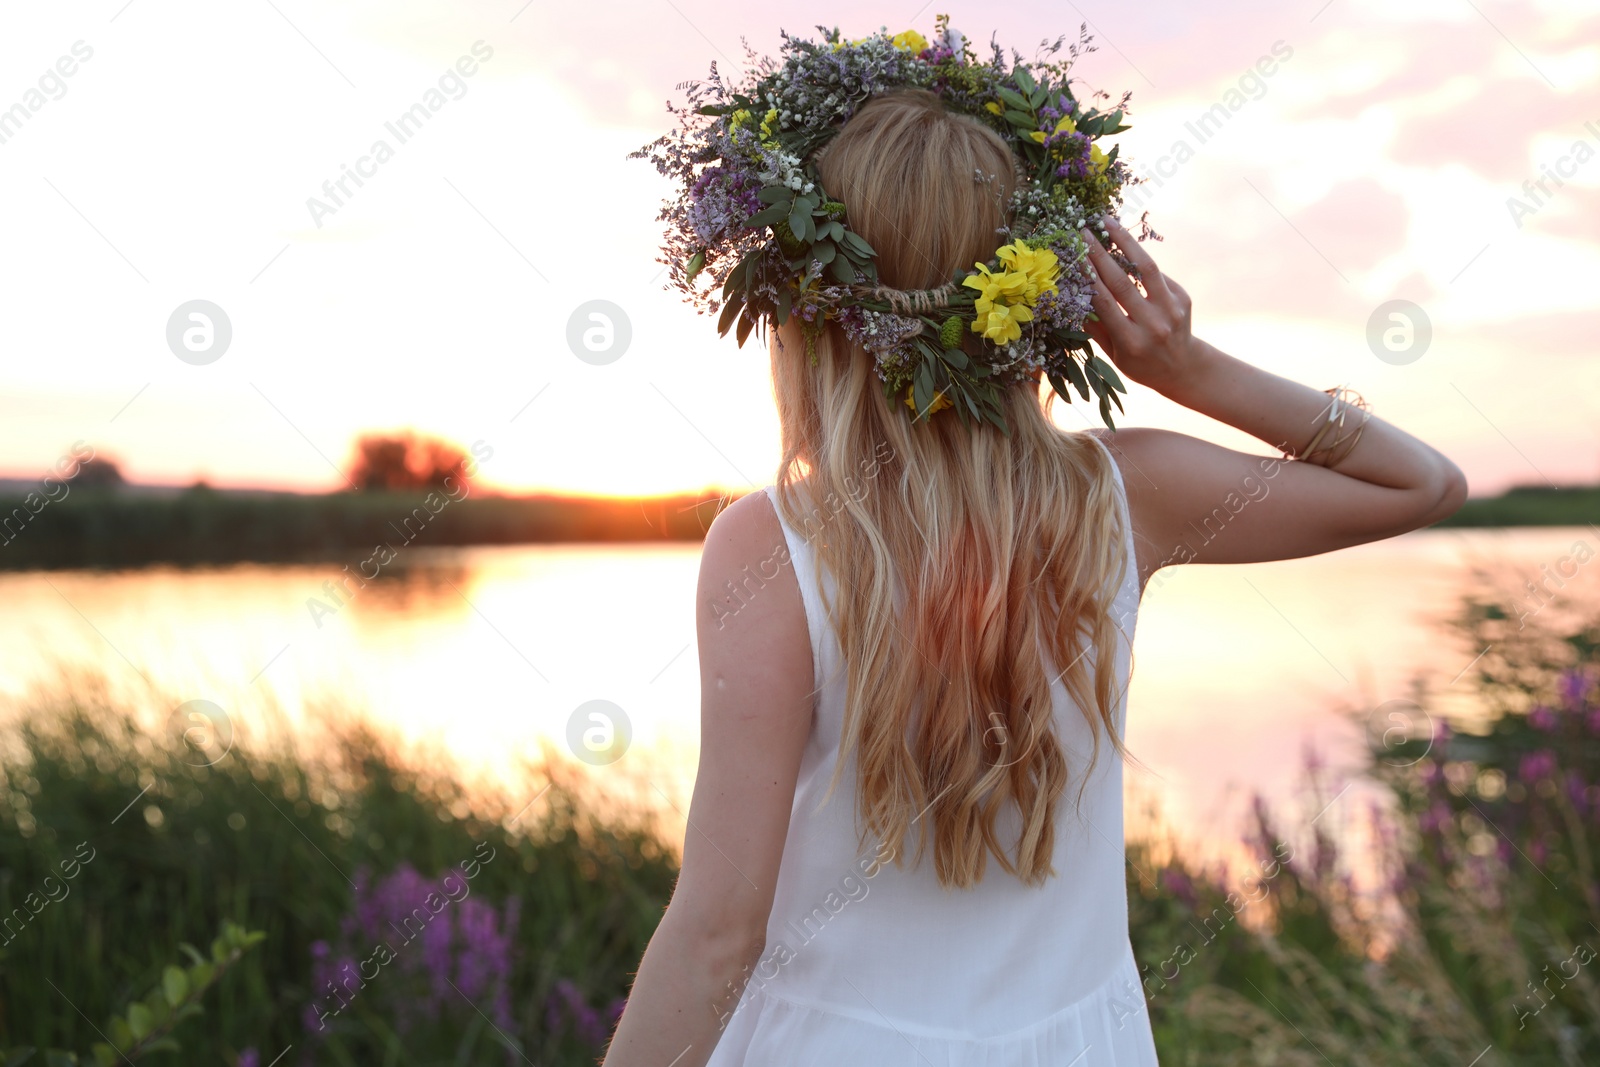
[1528, 705, 1558, 731]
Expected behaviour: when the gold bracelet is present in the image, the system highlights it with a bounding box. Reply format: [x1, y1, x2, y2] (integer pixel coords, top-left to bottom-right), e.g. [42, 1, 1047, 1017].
[1286, 387, 1371, 467]
[1320, 409, 1370, 467]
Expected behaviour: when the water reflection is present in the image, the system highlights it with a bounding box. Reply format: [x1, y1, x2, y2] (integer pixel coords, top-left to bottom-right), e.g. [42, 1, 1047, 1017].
[2, 528, 1595, 871]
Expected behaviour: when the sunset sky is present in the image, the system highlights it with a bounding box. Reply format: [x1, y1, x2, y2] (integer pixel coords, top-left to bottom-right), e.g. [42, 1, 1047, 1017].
[1, 0, 1596, 497]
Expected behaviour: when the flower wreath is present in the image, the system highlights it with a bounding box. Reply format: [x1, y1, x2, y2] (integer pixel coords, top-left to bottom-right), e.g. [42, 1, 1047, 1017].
[634, 16, 1156, 431]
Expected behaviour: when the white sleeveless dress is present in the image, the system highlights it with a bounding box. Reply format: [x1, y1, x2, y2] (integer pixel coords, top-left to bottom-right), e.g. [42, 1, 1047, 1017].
[706, 435, 1158, 1066]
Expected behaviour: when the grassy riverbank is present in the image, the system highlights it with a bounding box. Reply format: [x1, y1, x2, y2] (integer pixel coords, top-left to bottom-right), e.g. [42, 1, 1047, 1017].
[1, 476, 1596, 572]
[0, 485, 727, 570]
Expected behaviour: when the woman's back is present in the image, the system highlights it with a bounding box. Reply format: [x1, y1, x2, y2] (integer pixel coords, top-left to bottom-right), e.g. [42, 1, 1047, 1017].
[707, 433, 1158, 1065]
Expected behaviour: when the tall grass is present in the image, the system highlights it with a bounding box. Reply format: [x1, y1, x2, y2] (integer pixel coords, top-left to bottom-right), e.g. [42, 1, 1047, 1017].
[3, 575, 1598, 1064]
[1125, 572, 1600, 1065]
[0, 685, 675, 1064]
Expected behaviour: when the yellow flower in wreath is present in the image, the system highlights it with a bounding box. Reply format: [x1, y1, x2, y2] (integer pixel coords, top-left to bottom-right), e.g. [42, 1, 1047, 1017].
[905, 385, 954, 415]
[892, 30, 930, 53]
[1029, 115, 1076, 147]
[971, 300, 1033, 345]
[996, 242, 1060, 302]
[961, 263, 1030, 307]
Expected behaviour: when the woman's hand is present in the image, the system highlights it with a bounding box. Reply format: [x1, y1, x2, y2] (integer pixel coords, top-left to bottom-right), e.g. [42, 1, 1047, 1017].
[1079, 216, 1205, 397]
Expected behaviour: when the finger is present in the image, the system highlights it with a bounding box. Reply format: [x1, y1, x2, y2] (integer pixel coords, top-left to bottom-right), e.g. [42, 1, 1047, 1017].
[1164, 273, 1192, 311]
[1100, 216, 1173, 305]
[1079, 228, 1152, 323]
[1085, 261, 1138, 353]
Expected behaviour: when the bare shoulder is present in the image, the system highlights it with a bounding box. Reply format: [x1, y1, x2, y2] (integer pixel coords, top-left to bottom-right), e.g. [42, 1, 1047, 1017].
[1075, 426, 1188, 589]
[702, 487, 789, 571]
[697, 488, 807, 650]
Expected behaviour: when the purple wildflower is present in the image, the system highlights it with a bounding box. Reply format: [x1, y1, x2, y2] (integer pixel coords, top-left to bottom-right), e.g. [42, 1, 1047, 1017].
[303, 862, 517, 1041]
[1558, 667, 1593, 708]
[1518, 749, 1558, 783]
[1528, 705, 1557, 731]
[1419, 800, 1453, 835]
[686, 164, 763, 248]
[1160, 868, 1198, 909]
[547, 979, 610, 1048]
[238, 1050, 260, 1067]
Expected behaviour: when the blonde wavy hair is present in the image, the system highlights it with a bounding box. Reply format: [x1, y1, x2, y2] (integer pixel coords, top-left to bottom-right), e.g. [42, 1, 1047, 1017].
[767, 89, 1132, 889]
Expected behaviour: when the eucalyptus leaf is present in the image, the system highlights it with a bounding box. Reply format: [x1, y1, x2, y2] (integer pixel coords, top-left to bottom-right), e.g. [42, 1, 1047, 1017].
[1089, 354, 1126, 392]
[1047, 370, 1071, 405]
[996, 86, 1032, 112]
[829, 256, 856, 283]
[735, 308, 756, 347]
[1061, 357, 1090, 400]
[840, 230, 874, 257]
[717, 295, 745, 336]
[747, 203, 789, 228]
[787, 202, 809, 243]
[1014, 68, 1037, 94]
[812, 241, 836, 265]
[756, 185, 794, 204]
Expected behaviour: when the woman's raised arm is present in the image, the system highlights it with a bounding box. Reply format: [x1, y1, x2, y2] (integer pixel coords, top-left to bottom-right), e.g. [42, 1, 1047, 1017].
[1079, 216, 1468, 582]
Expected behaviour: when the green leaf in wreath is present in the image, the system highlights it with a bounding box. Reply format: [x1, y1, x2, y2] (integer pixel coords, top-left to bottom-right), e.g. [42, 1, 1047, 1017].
[839, 229, 875, 257]
[1014, 68, 1037, 94]
[996, 86, 1032, 112]
[1088, 354, 1126, 393]
[829, 256, 857, 283]
[717, 295, 745, 337]
[787, 202, 810, 244]
[1060, 357, 1091, 400]
[757, 185, 794, 204]
[747, 203, 790, 228]
[735, 308, 757, 347]
[812, 241, 836, 265]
